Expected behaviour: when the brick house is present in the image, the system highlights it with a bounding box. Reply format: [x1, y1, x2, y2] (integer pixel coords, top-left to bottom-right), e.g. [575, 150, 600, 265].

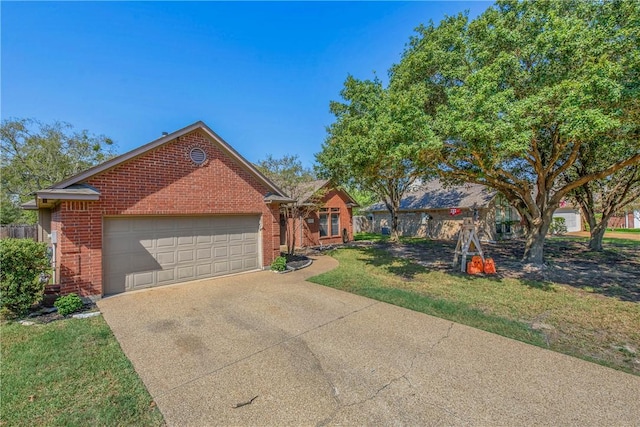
[24, 121, 292, 298]
[280, 180, 359, 249]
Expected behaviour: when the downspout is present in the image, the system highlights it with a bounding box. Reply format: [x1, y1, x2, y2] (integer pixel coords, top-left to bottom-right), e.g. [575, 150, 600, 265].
[50, 230, 57, 284]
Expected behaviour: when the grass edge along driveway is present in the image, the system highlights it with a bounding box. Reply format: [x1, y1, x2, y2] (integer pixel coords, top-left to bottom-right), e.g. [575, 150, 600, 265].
[1, 316, 164, 426]
[308, 246, 640, 375]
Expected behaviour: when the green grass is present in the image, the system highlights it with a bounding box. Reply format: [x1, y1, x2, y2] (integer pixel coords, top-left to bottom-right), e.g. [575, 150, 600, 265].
[354, 232, 433, 245]
[354, 232, 390, 242]
[608, 228, 640, 233]
[555, 235, 640, 247]
[1, 316, 164, 426]
[309, 247, 640, 375]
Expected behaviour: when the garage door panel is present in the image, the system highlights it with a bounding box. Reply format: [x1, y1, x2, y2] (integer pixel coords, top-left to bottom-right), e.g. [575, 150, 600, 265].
[156, 251, 176, 266]
[105, 237, 133, 254]
[156, 236, 176, 248]
[214, 247, 228, 258]
[106, 219, 130, 233]
[178, 236, 195, 245]
[157, 269, 175, 284]
[196, 264, 212, 276]
[244, 243, 258, 254]
[177, 250, 194, 263]
[103, 215, 260, 295]
[139, 238, 155, 250]
[133, 272, 154, 288]
[197, 248, 212, 260]
[214, 234, 228, 243]
[178, 266, 194, 279]
[214, 261, 228, 273]
[198, 235, 214, 244]
[130, 252, 161, 270]
[229, 232, 243, 242]
[230, 259, 243, 271]
[104, 273, 126, 294]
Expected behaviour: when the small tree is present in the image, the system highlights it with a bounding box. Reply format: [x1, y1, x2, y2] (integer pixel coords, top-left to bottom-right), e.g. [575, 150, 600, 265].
[256, 155, 323, 255]
[567, 165, 640, 251]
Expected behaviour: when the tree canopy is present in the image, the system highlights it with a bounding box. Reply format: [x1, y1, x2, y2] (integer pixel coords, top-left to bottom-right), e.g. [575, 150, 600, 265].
[316, 76, 436, 241]
[1, 118, 116, 224]
[392, 0, 640, 263]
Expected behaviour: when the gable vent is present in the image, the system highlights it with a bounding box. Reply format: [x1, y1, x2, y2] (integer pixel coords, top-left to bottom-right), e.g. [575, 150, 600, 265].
[189, 147, 207, 165]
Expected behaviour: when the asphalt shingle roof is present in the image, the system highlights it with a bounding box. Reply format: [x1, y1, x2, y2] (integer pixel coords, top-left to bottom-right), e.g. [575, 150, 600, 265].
[365, 179, 496, 212]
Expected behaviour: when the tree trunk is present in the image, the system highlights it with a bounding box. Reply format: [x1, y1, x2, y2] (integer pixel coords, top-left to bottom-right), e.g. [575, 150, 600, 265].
[523, 228, 546, 265]
[286, 210, 296, 255]
[391, 213, 400, 242]
[588, 223, 606, 251]
[522, 212, 553, 265]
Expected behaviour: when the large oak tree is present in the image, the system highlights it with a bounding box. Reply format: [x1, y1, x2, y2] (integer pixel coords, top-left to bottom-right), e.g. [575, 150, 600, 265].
[1, 118, 116, 224]
[393, 0, 640, 263]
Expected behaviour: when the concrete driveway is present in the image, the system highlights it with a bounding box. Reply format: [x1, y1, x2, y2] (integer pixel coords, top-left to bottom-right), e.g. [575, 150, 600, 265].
[98, 256, 640, 426]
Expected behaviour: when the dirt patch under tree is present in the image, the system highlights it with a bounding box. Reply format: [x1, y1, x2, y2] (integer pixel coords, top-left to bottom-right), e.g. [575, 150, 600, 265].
[377, 237, 639, 302]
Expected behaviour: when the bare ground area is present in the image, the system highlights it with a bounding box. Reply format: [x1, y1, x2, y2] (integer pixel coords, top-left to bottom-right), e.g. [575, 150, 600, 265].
[380, 237, 640, 302]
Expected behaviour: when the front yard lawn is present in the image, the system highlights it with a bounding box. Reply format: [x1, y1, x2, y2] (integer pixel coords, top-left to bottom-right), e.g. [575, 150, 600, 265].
[309, 246, 640, 375]
[1, 316, 164, 426]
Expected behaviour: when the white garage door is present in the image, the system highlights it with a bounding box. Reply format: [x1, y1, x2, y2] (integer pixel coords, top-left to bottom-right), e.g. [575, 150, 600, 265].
[103, 216, 260, 295]
[553, 212, 580, 232]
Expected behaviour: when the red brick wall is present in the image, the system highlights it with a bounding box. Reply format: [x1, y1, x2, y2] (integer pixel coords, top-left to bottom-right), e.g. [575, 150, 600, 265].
[55, 130, 280, 297]
[290, 188, 354, 247]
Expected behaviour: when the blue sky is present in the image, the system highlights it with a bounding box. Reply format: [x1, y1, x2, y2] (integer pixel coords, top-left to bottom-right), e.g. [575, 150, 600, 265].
[2, 1, 491, 168]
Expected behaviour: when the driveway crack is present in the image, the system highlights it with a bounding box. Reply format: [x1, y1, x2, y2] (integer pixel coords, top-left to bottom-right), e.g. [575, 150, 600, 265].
[319, 322, 458, 426]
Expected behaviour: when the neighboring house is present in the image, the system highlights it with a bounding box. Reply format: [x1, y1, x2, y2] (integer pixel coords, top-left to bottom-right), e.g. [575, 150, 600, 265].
[363, 179, 514, 241]
[281, 180, 359, 248]
[552, 202, 582, 232]
[23, 121, 291, 298]
[607, 210, 640, 229]
[364, 179, 584, 240]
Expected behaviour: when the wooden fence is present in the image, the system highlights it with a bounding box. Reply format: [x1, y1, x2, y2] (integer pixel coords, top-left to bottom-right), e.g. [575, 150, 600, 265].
[0, 225, 38, 240]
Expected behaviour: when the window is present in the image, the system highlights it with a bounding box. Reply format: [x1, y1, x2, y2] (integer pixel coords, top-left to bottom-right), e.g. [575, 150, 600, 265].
[319, 208, 340, 238]
[495, 194, 513, 234]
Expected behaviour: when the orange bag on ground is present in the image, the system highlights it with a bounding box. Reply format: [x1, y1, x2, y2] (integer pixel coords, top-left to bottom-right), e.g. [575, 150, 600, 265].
[466, 256, 484, 275]
[484, 258, 497, 274]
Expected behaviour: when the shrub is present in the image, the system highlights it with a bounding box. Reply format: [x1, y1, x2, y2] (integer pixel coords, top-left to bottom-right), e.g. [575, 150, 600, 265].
[271, 256, 287, 272]
[0, 239, 50, 317]
[54, 293, 84, 316]
[549, 217, 568, 235]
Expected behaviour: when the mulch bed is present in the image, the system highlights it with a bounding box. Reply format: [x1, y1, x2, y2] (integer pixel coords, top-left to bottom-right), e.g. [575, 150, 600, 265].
[283, 253, 312, 270]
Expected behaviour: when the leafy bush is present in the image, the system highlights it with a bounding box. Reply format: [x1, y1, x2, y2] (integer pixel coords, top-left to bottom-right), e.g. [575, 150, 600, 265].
[0, 239, 50, 317]
[54, 293, 83, 316]
[549, 217, 568, 235]
[271, 256, 287, 272]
